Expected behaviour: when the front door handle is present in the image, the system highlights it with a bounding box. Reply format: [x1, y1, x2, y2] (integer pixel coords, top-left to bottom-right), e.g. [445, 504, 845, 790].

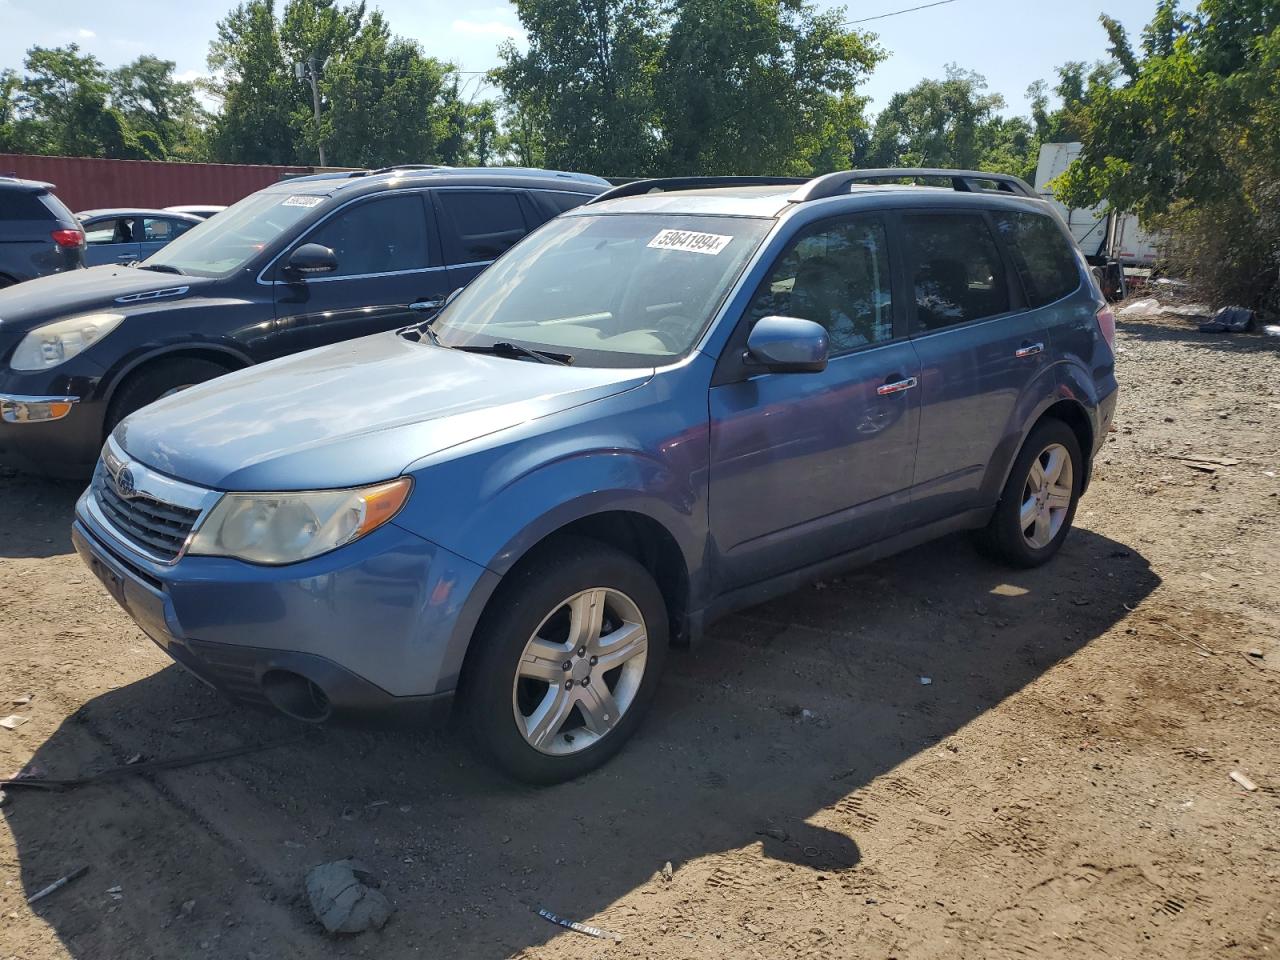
[877, 376, 918, 396]
[1015, 342, 1044, 358]
[409, 298, 445, 312]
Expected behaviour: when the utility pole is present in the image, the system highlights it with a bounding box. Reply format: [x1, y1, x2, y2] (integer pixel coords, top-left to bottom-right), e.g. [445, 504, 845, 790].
[295, 58, 326, 167]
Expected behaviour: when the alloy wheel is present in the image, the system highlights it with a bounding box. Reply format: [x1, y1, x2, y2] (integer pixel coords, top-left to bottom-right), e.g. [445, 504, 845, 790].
[511, 587, 648, 756]
[1020, 442, 1074, 549]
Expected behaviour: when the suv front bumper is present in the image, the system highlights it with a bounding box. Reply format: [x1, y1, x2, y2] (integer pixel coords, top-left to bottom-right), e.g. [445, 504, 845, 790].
[72, 490, 500, 723]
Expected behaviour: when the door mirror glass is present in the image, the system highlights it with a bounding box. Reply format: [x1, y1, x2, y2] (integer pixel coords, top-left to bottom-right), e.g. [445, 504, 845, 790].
[285, 242, 339, 277]
[745, 315, 829, 373]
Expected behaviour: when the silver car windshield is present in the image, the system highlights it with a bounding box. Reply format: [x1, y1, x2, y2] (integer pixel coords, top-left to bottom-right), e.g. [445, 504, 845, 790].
[432, 213, 772, 368]
[140, 191, 328, 278]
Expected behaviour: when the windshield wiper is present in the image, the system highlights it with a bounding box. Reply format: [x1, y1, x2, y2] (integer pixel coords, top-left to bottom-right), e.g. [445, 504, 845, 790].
[138, 263, 184, 275]
[458, 342, 573, 365]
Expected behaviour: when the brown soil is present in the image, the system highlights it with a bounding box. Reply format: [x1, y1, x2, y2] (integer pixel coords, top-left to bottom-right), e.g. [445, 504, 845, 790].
[2, 311, 1278, 960]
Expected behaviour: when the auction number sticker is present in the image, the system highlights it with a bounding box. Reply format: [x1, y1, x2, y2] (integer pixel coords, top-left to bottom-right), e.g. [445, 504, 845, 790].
[281, 195, 325, 208]
[647, 229, 733, 255]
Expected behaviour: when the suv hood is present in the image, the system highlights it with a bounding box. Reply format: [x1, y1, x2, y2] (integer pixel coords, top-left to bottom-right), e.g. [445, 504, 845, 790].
[117, 333, 653, 490]
[0, 265, 207, 333]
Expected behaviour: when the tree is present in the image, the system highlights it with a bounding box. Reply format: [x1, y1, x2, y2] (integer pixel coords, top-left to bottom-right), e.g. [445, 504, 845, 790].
[111, 56, 210, 160]
[865, 65, 1010, 170]
[494, 0, 665, 175]
[2, 45, 162, 159]
[657, 0, 882, 176]
[321, 11, 452, 167]
[1057, 0, 1280, 311]
[207, 0, 301, 163]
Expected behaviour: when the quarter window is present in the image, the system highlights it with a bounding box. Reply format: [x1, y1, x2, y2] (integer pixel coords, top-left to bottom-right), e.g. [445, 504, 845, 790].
[991, 210, 1081, 307]
[902, 214, 1010, 332]
[438, 190, 528, 263]
[745, 217, 894, 354]
[302, 194, 430, 278]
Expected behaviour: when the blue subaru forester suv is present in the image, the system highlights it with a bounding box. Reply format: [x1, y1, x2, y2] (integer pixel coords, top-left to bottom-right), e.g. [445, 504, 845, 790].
[72, 169, 1118, 783]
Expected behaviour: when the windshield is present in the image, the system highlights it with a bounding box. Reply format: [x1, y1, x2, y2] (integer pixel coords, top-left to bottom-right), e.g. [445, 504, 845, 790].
[140, 190, 329, 278]
[432, 213, 772, 367]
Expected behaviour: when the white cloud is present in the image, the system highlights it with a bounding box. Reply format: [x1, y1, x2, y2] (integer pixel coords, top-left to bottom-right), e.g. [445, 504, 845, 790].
[450, 18, 523, 39]
[174, 69, 202, 83]
[77, 28, 95, 38]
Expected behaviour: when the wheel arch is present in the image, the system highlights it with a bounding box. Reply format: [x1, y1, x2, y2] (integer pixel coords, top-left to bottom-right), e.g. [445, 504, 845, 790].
[100, 343, 252, 408]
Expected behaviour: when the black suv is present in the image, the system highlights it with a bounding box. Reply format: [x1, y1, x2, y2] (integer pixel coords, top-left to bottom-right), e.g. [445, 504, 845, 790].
[0, 177, 86, 288]
[0, 166, 608, 476]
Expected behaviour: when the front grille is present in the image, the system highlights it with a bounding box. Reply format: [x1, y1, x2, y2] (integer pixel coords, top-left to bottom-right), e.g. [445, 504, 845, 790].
[93, 470, 202, 561]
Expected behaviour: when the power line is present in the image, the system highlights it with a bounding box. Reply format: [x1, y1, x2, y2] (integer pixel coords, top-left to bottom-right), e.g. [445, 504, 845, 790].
[843, 0, 959, 26]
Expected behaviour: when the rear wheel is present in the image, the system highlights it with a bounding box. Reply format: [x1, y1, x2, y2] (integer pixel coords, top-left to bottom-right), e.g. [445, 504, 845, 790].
[976, 419, 1083, 567]
[105, 357, 232, 434]
[464, 537, 668, 784]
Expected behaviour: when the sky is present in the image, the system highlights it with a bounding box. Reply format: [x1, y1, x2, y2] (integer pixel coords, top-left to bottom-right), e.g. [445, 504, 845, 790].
[0, 0, 1160, 116]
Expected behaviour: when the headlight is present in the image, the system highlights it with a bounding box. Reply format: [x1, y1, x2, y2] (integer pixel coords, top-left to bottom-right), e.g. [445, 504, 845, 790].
[10, 313, 125, 371]
[187, 478, 412, 565]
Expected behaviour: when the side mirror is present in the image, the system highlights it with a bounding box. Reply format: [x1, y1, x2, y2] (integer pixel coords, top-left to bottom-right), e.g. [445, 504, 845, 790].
[745, 315, 829, 373]
[283, 243, 338, 278]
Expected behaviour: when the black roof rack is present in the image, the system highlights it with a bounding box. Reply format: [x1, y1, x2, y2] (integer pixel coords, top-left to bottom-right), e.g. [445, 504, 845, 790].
[585, 176, 809, 205]
[789, 168, 1036, 202]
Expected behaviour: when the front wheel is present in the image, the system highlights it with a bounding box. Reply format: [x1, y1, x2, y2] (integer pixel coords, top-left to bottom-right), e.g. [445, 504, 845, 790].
[463, 537, 668, 784]
[976, 419, 1083, 567]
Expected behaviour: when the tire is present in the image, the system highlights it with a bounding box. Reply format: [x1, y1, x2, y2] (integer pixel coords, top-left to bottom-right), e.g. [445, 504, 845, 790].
[975, 418, 1083, 568]
[105, 358, 232, 434]
[463, 536, 669, 784]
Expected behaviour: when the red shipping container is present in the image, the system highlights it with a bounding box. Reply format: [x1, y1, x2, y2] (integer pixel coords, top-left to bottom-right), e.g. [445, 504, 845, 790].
[0, 154, 333, 213]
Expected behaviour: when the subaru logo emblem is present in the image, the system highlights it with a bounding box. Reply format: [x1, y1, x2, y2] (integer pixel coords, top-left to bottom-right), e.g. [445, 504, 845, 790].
[115, 467, 137, 499]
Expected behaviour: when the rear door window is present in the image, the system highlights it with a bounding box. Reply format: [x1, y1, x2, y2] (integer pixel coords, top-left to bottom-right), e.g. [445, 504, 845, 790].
[537, 191, 594, 215]
[902, 213, 1011, 333]
[991, 209, 1082, 307]
[437, 190, 529, 263]
[300, 193, 431, 278]
[85, 218, 132, 245]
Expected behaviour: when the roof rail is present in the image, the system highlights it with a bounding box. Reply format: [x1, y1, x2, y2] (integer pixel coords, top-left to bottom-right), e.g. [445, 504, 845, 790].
[790, 168, 1036, 202]
[347, 164, 448, 178]
[585, 176, 809, 205]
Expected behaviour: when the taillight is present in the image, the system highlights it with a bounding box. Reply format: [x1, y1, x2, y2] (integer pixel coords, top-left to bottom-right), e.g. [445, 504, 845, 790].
[51, 228, 85, 248]
[1096, 305, 1116, 349]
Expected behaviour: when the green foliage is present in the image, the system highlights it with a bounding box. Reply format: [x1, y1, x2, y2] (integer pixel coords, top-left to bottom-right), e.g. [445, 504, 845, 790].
[658, 0, 882, 176]
[863, 65, 1044, 180]
[493, 0, 666, 175]
[0, 44, 197, 159]
[1057, 0, 1280, 310]
[207, 0, 480, 168]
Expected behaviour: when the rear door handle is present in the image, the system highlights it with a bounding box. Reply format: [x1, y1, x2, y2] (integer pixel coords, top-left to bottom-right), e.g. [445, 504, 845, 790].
[877, 376, 918, 396]
[1015, 342, 1044, 358]
[409, 298, 445, 312]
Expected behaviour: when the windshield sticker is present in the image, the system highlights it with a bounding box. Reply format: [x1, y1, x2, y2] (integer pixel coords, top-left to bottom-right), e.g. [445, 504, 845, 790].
[281, 195, 325, 208]
[647, 229, 733, 256]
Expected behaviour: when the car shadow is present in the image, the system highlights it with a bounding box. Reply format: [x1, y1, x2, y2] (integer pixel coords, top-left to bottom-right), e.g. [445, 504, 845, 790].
[5, 526, 1158, 957]
[0, 472, 84, 559]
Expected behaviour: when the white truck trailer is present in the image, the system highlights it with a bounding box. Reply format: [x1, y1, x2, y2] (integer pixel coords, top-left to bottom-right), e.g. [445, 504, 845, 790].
[1034, 142, 1161, 299]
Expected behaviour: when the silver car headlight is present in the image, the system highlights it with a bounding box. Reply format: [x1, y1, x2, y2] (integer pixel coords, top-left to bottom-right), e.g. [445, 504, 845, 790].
[187, 478, 412, 565]
[10, 313, 125, 371]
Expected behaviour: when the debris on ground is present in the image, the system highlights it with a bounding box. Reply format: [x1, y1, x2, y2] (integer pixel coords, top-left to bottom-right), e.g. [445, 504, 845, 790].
[1229, 771, 1258, 792]
[304, 859, 393, 935]
[537, 907, 623, 943]
[0, 715, 29, 730]
[1199, 305, 1256, 333]
[27, 866, 89, 905]
[660, 861, 674, 881]
[11, 694, 32, 706]
[920, 677, 933, 685]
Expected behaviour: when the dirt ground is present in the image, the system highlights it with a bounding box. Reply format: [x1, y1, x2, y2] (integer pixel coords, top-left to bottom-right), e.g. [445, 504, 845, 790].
[1, 310, 1278, 960]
